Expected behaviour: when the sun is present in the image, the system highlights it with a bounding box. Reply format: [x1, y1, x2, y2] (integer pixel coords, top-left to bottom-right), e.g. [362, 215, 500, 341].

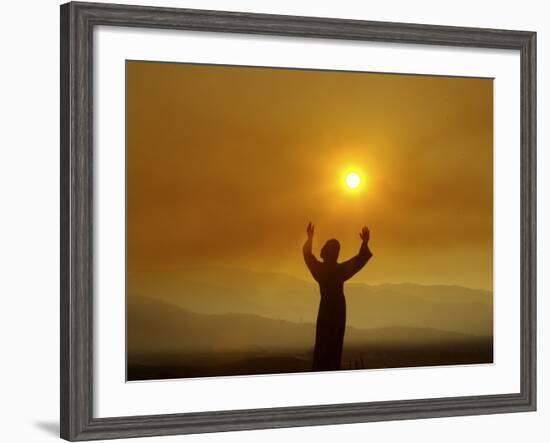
[345, 171, 361, 190]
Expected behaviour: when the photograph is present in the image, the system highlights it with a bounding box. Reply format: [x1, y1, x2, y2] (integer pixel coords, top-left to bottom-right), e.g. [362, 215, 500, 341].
[126, 61, 494, 381]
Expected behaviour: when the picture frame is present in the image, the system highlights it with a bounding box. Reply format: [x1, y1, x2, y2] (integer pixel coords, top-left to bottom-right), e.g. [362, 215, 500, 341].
[60, 1, 537, 441]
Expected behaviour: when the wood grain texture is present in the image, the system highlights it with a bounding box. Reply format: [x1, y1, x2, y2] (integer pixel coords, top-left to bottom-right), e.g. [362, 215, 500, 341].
[60, 2, 537, 440]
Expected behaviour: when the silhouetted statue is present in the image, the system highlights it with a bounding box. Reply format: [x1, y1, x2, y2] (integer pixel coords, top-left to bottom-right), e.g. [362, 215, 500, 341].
[303, 223, 373, 371]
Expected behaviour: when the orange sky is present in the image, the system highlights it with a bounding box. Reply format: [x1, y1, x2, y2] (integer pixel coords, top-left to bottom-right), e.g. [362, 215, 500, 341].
[127, 61, 493, 290]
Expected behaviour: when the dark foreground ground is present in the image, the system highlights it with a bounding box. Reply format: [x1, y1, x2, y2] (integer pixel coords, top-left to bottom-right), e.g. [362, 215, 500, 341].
[127, 339, 493, 381]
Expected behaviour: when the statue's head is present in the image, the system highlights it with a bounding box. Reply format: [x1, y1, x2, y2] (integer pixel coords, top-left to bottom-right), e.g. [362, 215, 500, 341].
[320, 239, 340, 263]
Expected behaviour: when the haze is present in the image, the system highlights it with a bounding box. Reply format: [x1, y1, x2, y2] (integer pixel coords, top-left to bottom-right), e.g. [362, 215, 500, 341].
[127, 61, 493, 291]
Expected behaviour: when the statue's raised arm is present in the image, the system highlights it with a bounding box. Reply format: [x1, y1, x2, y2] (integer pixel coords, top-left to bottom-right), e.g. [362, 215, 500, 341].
[340, 226, 373, 281]
[303, 222, 321, 281]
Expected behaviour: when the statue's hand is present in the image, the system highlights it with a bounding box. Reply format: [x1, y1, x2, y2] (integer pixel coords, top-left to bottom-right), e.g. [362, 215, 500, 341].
[306, 222, 315, 240]
[359, 226, 370, 244]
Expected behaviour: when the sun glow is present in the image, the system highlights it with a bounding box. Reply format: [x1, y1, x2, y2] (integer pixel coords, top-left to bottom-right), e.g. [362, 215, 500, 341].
[345, 171, 362, 190]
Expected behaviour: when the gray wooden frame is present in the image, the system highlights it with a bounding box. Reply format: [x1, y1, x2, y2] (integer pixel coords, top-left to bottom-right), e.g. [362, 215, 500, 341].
[60, 1, 537, 441]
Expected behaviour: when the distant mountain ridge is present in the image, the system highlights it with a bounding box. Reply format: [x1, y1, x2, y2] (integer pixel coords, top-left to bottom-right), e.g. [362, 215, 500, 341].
[128, 294, 488, 358]
[129, 266, 493, 336]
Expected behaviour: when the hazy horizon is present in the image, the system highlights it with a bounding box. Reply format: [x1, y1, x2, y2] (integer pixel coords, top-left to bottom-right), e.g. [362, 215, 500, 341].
[129, 262, 493, 292]
[128, 265, 493, 336]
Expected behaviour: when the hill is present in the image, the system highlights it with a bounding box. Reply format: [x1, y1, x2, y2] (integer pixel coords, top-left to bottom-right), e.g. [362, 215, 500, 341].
[127, 294, 492, 380]
[129, 266, 493, 336]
